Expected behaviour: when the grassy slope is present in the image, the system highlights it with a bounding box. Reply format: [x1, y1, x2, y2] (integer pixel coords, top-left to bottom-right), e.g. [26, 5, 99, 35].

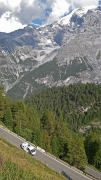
[0, 137, 67, 180]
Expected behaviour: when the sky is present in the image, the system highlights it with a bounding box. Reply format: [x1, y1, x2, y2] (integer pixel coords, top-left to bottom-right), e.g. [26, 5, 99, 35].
[0, 0, 100, 33]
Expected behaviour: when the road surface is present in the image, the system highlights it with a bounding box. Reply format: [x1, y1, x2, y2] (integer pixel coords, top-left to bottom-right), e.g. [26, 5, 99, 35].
[0, 126, 92, 180]
[85, 166, 101, 180]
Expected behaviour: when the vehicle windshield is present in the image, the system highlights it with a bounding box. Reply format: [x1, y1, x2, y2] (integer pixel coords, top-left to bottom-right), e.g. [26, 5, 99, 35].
[31, 149, 36, 153]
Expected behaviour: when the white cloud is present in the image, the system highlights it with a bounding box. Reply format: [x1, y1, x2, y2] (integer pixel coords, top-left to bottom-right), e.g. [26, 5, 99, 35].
[0, 0, 99, 32]
[46, 0, 70, 24]
[0, 0, 45, 32]
[69, 0, 99, 8]
[7, 0, 22, 8]
[0, 12, 26, 33]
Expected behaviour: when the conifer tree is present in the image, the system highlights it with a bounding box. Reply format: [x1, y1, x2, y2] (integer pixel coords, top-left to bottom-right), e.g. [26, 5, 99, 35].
[67, 135, 87, 170]
[3, 107, 13, 130]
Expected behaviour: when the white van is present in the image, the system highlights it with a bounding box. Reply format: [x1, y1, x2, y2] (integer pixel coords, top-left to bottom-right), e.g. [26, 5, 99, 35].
[21, 142, 36, 156]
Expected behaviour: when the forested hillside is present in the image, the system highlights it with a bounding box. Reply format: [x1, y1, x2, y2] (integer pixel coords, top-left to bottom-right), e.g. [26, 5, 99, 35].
[26, 83, 101, 131]
[0, 84, 101, 171]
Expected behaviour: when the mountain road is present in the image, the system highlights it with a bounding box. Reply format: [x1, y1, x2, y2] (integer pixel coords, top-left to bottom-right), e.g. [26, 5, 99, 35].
[0, 126, 92, 180]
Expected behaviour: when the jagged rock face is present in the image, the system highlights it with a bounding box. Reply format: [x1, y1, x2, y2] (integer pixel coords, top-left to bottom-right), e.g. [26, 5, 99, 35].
[0, 6, 101, 99]
[54, 7, 101, 85]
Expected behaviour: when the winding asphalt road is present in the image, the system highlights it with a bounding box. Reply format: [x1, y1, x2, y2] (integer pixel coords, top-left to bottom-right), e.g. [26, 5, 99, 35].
[0, 126, 92, 180]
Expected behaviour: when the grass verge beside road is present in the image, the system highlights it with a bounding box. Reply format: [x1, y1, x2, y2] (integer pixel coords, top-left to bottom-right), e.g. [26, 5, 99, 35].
[0, 137, 67, 180]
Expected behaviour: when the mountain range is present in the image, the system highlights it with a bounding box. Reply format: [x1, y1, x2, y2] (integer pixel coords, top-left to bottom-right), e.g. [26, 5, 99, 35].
[0, 5, 101, 99]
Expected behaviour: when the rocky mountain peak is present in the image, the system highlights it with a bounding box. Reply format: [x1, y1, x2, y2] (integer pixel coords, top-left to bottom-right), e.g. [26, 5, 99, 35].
[0, 6, 101, 99]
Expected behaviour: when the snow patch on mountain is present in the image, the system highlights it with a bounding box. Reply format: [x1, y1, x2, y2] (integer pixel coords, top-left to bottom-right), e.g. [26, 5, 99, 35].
[76, 6, 97, 16]
[54, 6, 97, 26]
[57, 9, 77, 26]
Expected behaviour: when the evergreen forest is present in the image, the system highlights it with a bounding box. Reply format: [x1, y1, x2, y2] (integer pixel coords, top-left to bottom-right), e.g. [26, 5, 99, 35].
[0, 83, 101, 171]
